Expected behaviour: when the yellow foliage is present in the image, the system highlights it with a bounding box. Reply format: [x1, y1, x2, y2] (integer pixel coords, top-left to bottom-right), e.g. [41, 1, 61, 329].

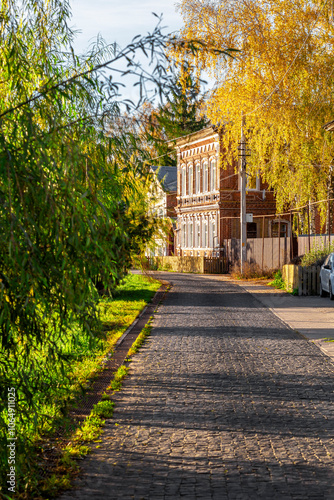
[175, 0, 334, 213]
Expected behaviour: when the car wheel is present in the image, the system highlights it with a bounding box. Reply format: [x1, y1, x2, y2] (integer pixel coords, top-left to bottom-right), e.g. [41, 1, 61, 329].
[330, 281, 334, 300]
[320, 280, 326, 297]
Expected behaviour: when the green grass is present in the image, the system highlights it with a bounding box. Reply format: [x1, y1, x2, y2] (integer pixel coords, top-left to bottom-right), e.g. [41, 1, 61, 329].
[268, 270, 286, 290]
[127, 319, 153, 356]
[107, 365, 130, 392]
[41, 314, 156, 498]
[1, 273, 161, 499]
[301, 242, 334, 267]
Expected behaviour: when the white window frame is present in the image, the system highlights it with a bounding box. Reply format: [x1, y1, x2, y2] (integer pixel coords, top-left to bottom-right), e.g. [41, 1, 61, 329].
[188, 164, 193, 196]
[238, 170, 261, 191]
[210, 158, 217, 191]
[202, 218, 208, 248]
[182, 224, 186, 247]
[188, 222, 193, 248]
[246, 171, 260, 191]
[212, 220, 216, 248]
[182, 167, 187, 197]
[203, 160, 209, 193]
[195, 221, 200, 248]
[195, 162, 201, 194]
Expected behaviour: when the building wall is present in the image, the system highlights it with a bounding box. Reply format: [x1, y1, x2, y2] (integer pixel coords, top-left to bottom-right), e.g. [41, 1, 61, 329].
[149, 176, 177, 257]
[174, 127, 279, 258]
[175, 130, 220, 256]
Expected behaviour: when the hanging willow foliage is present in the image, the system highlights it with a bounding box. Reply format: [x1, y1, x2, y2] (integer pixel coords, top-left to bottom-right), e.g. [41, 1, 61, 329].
[0, 0, 185, 490]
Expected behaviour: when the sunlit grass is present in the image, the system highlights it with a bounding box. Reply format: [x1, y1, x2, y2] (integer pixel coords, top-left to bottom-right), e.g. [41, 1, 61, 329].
[1, 272, 161, 498]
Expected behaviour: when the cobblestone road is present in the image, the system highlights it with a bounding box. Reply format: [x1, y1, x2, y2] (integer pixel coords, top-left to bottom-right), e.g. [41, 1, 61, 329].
[60, 273, 334, 500]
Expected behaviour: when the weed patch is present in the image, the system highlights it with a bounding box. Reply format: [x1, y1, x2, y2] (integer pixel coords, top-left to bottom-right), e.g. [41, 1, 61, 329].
[107, 365, 130, 392]
[268, 270, 286, 290]
[301, 242, 334, 267]
[127, 319, 153, 356]
[231, 262, 277, 280]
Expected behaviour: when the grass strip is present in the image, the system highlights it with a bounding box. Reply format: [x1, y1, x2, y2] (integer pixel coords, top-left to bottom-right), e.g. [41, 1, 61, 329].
[41, 313, 156, 498]
[127, 318, 153, 357]
[7, 273, 161, 500]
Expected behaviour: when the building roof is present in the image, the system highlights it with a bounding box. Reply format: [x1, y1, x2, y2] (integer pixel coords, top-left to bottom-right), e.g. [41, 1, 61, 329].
[150, 166, 177, 193]
[167, 125, 219, 149]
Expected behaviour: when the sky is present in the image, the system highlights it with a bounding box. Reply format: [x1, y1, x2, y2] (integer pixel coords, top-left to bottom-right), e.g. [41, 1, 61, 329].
[70, 0, 183, 54]
[69, 0, 185, 103]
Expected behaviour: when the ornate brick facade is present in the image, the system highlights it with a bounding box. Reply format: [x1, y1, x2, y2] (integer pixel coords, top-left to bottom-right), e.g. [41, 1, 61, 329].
[172, 127, 282, 257]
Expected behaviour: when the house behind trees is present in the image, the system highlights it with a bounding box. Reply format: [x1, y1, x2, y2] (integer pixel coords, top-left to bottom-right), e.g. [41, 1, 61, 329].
[149, 166, 177, 256]
[171, 126, 286, 257]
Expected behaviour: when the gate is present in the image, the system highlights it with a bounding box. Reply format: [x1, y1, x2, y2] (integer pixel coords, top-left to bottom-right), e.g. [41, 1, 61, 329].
[203, 257, 228, 274]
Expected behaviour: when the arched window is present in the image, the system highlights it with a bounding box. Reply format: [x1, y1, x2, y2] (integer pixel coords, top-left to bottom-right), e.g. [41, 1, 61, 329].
[195, 162, 201, 194]
[202, 218, 208, 248]
[210, 158, 216, 191]
[182, 223, 187, 247]
[195, 221, 200, 248]
[181, 166, 186, 196]
[188, 164, 193, 195]
[212, 220, 216, 248]
[203, 161, 209, 192]
[188, 221, 193, 248]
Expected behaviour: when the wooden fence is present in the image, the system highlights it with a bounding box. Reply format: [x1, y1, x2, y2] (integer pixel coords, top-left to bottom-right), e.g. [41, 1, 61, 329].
[203, 257, 228, 274]
[149, 256, 228, 274]
[283, 264, 321, 295]
[298, 234, 333, 255]
[225, 237, 291, 270]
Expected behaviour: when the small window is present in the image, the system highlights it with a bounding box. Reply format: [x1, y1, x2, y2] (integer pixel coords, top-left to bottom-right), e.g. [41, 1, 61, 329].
[247, 222, 257, 238]
[272, 221, 288, 237]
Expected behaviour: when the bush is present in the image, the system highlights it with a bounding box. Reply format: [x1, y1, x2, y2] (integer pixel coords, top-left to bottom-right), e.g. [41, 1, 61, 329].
[300, 242, 334, 267]
[268, 270, 286, 289]
[230, 262, 277, 280]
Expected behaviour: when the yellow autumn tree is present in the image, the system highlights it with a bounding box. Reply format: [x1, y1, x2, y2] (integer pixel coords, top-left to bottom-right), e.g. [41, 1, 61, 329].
[175, 0, 334, 214]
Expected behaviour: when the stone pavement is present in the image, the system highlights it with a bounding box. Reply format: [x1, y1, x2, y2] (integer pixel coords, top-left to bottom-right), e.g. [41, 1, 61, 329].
[59, 273, 334, 500]
[206, 275, 334, 362]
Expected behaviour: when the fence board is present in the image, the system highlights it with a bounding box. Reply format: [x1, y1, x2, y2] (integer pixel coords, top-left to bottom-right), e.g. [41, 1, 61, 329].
[285, 265, 321, 296]
[298, 235, 332, 256]
[225, 237, 290, 270]
[203, 257, 227, 274]
[298, 266, 303, 295]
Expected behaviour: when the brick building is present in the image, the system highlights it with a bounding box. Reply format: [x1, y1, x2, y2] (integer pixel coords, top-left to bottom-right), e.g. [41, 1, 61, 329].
[171, 126, 285, 257]
[149, 166, 177, 256]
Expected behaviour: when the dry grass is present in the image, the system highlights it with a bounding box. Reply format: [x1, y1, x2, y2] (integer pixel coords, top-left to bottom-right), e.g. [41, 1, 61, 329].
[230, 262, 277, 280]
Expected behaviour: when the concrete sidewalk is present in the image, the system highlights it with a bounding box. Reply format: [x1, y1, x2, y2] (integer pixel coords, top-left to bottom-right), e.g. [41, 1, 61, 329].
[206, 274, 334, 362]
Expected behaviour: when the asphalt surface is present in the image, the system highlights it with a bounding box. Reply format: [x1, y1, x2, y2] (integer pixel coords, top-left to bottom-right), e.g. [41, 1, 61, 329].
[59, 273, 334, 500]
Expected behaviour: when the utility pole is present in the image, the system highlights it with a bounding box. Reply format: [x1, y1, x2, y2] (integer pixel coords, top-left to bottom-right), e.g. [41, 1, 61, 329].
[239, 113, 247, 273]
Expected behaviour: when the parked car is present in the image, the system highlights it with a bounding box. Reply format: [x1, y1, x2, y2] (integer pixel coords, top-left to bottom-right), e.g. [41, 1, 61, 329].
[319, 253, 334, 299]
